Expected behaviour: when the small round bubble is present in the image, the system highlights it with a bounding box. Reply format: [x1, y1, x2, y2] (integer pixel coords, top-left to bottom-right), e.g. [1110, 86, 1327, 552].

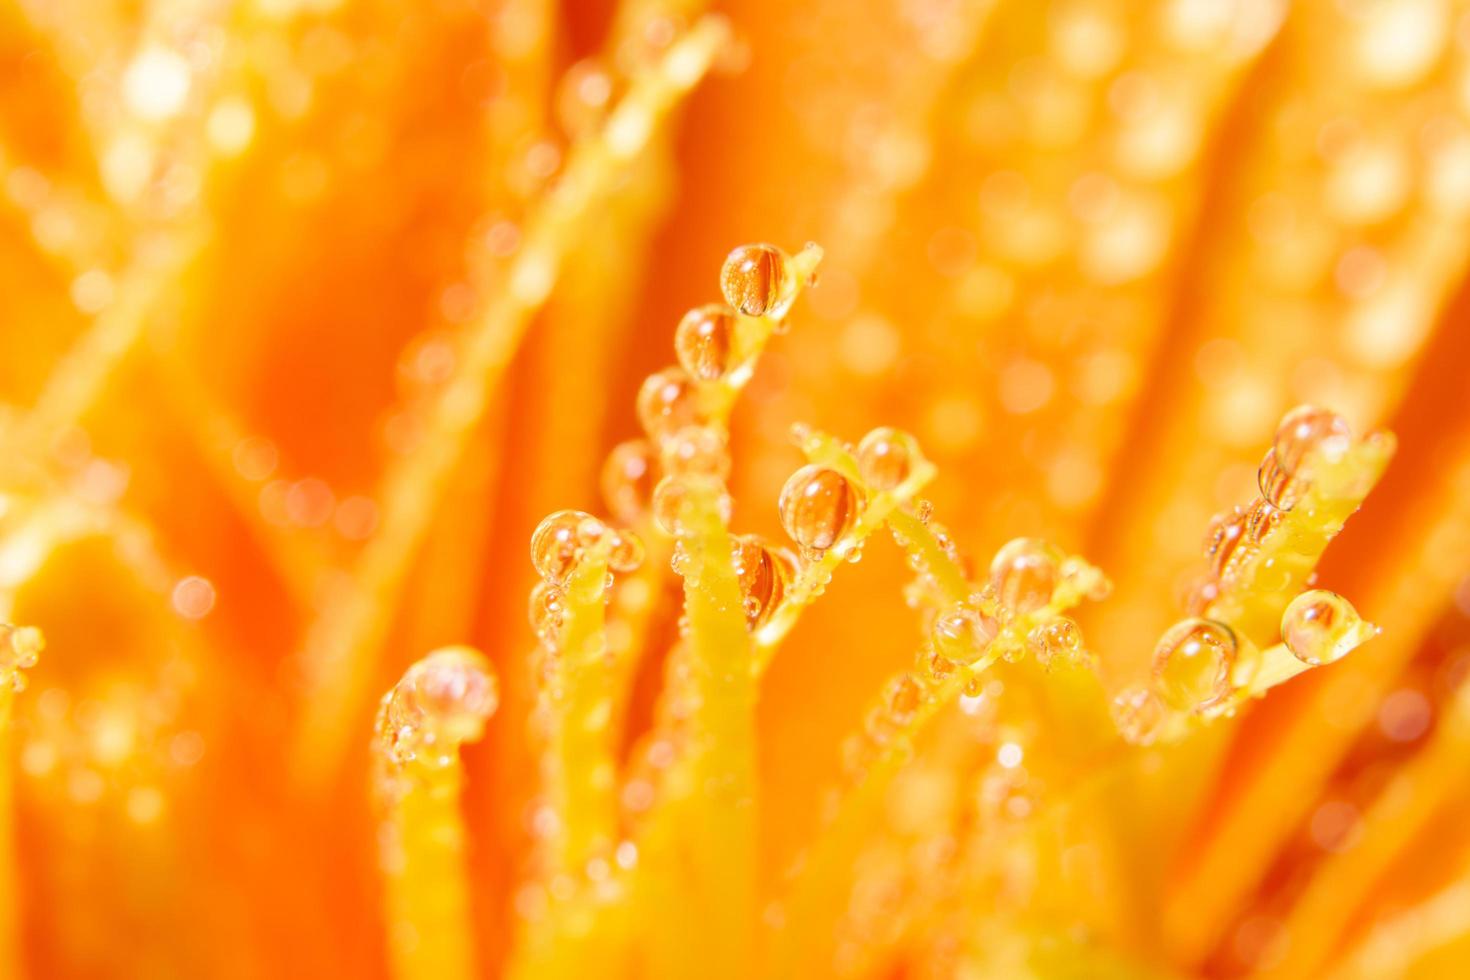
[1274, 405, 1351, 475]
[674, 305, 739, 382]
[989, 538, 1063, 614]
[1151, 618, 1237, 713]
[778, 465, 860, 553]
[1282, 589, 1371, 666]
[855, 426, 923, 491]
[636, 368, 702, 440]
[719, 243, 796, 319]
[601, 439, 656, 524]
[530, 510, 592, 583]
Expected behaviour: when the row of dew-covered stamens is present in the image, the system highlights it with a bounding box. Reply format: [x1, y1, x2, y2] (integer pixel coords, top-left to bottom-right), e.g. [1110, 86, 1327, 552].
[1113, 405, 1393, 745]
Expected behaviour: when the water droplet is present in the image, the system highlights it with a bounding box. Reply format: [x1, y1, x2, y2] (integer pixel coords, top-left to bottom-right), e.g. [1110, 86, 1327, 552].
[1243, 498, 1282, 544]
[653, 478, 689, 537]
[1204, 507, 1247, 577]
[1028, 617, 1086, 668]
[661, 425, 730, 481]
[652, 477, 732, 538]
[732, 535, 795, 628]
[1110, 684, 1164, 744]
[1274, 405, 1351, 476]
[1282, 589, 1375, 666]
[636, 368, 702, 440]
[1, 625, 44, 672]
[528, 581, 564, 638]
[1151, 618, 1237, 713]
[855, 426, 923, 491]
[1257, 449, 1300, 511]
[719, 243, 797, 318]
[600, 439, 656, 524]
[530, 510, 592, 583]
[607, 530, 645, 573]
[778, 465, 860, 553]
[674, 305, 739, 382]
[886, 674, 924, 724]
[932, 606, 998, 666]
[989, 538, 1063, 614]
[377, 647, 499, 765]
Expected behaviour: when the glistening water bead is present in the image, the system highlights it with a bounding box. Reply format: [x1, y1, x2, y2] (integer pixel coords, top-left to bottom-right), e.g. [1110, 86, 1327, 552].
[661, 425, 730, 481]
[732, 535, 795, 628]
[674, 305, 738, 382]
[932, 605, 999, 666]
[855, 426, 923, 491]
[530, 510, 590, 583]
[778, 464, 860, 553]
[379, 646, 499, 764]
[989, 538, 1063, 614]
[719, 243, 797, 319]
[1151, 618, 1238, 714]
[1274, 405, 1352, 475]
[601, 439, 656, 524]
[1257, 448, 1300, 510]
[636, 367, 702, 440]
[1281, 589, 1373, 667]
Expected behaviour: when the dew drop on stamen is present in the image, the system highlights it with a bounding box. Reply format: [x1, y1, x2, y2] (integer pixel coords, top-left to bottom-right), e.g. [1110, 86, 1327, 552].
[1274, 405, 1352, 476]
[1110, 684, 1164, 745]
[601, 439, 656, 524]
[719, 243, 797, 319]
[778, 465, 860, 553]
[528, 581, 563, 638]
[1257, 448, 1300, 511]
[674, 305, 739, 382]
[733, 535, 794, 628]
[1204, 507, 1247, 577]
[636, 368, 702, 440]
[1151, 618, 1237, 713]
[661, 425, 730, 481]
[932, 606, 998, 666]
[855, 426, 923, 491]
[530, 510, 591, 584]
[989, 538, 1063, 614]
[1243, 498, 1282, 544]
[607, 530, 645, 573]
[1282, 589, 1374, 666]
[1028, 617, 1085, 668]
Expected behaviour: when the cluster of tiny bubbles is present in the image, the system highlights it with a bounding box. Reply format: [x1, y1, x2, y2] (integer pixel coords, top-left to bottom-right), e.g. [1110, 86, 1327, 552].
[731, 534, 796, 629]
[0, 624, 44, 692]
[989, 537, 1064, 615]
[778, 464, 861, 557]
[600, 438, 656, 525]
[1257, 405, 1353, 511]
[376, 646, 499, 769]
[854, 426, 923, 492]
[673, 304, 739, 382]
[635, 367, 703, 440]
[719, 242, 799, 319]
[1026, 617, 1088, 670]
[1151, 618, 1239, 715]
[1281, 589, 1377, 667]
